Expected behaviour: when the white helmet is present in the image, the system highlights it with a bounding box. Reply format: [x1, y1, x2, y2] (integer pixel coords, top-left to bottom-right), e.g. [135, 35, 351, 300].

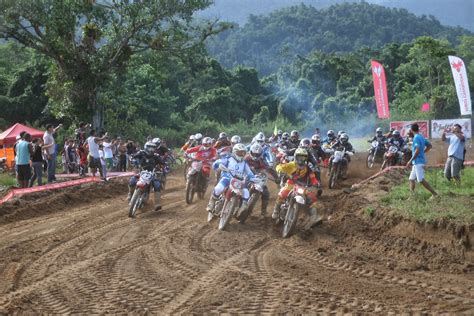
[144, 141, 157, 154]
[337, 130, 345, 137]
[152, 137, 161, 148]
[194, 133, 203, 142]
[250, 143, 263, 161]
[376, 127, 383, 136]
[231, 135, 241, 145]
[255, 132, 265, 143]
[299, 138, 311, 149]
[340, 133, 349, 143]
[232, 143, 247, 162]
[189, 135, 195, 141]
[202, 136, 212, 148]
[219, 132, 227, 140]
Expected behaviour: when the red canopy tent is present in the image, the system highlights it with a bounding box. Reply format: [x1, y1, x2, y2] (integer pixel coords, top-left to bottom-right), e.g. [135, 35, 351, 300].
[0, 123, 44, 168]
[0, 123, 44, 146]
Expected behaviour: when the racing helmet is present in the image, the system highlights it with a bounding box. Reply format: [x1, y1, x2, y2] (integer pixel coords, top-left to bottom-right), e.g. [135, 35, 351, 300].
[218, 132, 227, 141]
[231, 135, 241, 145]
[144, 141, 157, 154]
[376, 127, 383, 136]
[294, 148, 308, 167]
[250, 143, 263, 161]
[340, 133, 349, 144]
[152, 137, 161, 148]
[232, 143, 247, 162]
[311, 134, 321, 145]
[392, 130, 400, 138]
[290, 130, 299, 140]
[255, 132, 265, 144]
[202, 137, 212, 148]
[299, 138, 311, 149]
[194, 133, 203, 143]
[282, 132, 289, 141]
[327, 130, 335, 139]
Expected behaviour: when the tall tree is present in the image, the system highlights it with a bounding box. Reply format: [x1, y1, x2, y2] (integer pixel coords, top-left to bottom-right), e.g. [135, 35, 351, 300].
[0, 0, 227, 129]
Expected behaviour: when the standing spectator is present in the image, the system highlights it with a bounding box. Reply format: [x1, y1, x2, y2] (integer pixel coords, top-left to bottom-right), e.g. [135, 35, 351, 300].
[99, 144, 108, 181]
[102, 137, 114, 171]
[75, 122, 91, 145]
[86, 129, 107, 180]
[43, 123, 63, 183]
[77, 143, 88, 176]
[126, 140, 137, 170]
[30, 138, 50, 187]
[118, 139, 127, 172]
[16, 133, 33, 188]
[442, 124, 465, 183]
[405, 123, 438, 199]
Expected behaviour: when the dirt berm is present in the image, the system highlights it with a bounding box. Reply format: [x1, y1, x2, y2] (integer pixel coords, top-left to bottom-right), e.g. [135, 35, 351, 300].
[0, 162, 473, 314]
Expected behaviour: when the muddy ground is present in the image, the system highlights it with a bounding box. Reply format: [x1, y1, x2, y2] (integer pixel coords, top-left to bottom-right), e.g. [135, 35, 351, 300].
[0, 154, 473, 314]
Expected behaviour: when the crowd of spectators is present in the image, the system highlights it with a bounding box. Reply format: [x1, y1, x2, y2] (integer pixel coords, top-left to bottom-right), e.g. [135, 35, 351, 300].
[12, 122, 141, 187]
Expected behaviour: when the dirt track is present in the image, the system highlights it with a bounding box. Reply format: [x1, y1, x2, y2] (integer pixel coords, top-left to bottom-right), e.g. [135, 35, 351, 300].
[0, 156, 473, 314]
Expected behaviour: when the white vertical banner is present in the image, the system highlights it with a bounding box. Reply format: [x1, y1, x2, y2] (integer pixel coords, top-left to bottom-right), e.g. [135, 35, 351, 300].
[449, 56, 472, 115]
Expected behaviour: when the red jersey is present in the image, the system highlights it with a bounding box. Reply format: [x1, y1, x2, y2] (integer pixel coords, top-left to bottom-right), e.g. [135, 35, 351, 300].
[186, 145, 217, 162]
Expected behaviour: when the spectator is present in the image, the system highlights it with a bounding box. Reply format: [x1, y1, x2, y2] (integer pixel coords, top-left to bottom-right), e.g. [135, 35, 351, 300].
[30, 138, 50, 187]
[75, 122, 91, 145]
[405, 123, 438, 199]
[442, 124, 465, 183]
[118, 139, 127, 172]
[16, 133, 33, 188]
[126, 140, 137, 170]
[99, 144, 108, 181]
[102, 137, 114, 171]
[86, 129, 107, 180]
[77, 143, 88, 177]
[43, 123, 63, 183]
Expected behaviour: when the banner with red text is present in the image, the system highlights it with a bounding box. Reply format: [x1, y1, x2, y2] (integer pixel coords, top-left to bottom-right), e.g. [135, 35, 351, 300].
[449, 56, 472, 115]
[371, 60, 390, 119]
[390, 121, 429, 138]
[431, 118, 472, 139]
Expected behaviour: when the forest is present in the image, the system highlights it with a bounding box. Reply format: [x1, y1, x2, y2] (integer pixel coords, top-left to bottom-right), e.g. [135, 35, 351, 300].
[0, 1, 472, 143]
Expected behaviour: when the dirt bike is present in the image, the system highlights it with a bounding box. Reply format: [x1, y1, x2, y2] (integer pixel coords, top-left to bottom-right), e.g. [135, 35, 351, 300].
[128, 168, 163, 218]
[381, 145, 402, 170]
[366, 140, 386, 169]
[328, 148, 353, 189]
[185, 160, 209, 204]
[235, 173, 267, 224]
[209, 165, 250, 231]
[275, 180, 311, 238]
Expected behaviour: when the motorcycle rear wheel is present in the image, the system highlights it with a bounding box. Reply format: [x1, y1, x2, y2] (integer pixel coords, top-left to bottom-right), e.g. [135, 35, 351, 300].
[282, 203, 300, 238]
[328, 165, 338, 189]
[128, 190, 142, 218]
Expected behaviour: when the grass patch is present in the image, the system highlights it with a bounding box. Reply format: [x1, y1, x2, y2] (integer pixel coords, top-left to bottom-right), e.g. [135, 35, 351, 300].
[365, 206, 375, 217]
[0, 173, 16, 187]
[382, 167, 474, 224]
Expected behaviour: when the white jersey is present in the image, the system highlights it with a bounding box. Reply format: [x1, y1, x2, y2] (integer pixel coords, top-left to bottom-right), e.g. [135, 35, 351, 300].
[215, 156, 254, 180]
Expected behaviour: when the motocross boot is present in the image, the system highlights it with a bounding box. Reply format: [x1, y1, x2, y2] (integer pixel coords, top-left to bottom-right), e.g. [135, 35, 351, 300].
[127, 186, 133, 203]
[236, 200, 249, 218]
[307, 207, 322, 228]
[154, 191, 162, 211]
[261, 199, 269, 217]
[272, 202, 282, 219]
[206, 194, 218, 212]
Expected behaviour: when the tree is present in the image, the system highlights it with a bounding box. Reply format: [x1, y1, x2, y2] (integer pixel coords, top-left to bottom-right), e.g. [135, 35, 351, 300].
[0, 0, 227, 130]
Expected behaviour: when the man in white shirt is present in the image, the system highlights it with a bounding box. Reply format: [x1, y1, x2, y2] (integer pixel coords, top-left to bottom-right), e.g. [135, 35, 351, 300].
[43, 123, 62, 183]
[102, 137, 114, 171]
[86, 129, 108, 180]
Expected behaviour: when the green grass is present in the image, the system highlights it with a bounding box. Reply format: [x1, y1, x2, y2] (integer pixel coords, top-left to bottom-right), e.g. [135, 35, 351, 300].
[0, 173, 17, 187]
[382, 167, 474, 224]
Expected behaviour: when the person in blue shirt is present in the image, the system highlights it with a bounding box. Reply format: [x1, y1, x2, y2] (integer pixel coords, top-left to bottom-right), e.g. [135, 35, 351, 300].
[405, 123, 438, 199]
[441, 124, 465, 183]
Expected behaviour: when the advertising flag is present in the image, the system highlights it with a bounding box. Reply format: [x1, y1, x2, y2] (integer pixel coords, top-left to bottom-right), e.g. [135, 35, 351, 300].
[449, 56, 472, 115]
[371, 60, 390, 119]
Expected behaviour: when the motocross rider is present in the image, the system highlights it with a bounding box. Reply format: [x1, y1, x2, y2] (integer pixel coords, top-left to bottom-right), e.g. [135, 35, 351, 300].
[323, 130, 336, 146]
[181, 135, 197, 151]
[127, 141, 167, 211]
[153, 137, 169, 157]
[272, 148, 320, 225]
[270, 130, 283, 143]
[244, 143, 271, 217]
[288, 130, 300, 149]
[329, 133, 354, 179]
[214, 132, 231, 150]
[386, 130, 405, 164]
[185, 136, 217, 183]
[368, 127, 387, 144]
[206, 143, 255, 217]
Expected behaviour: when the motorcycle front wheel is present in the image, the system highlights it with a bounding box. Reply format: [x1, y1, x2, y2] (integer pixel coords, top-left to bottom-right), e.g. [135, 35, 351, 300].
[328, 164, 339, 189]
[367, 153, 375, 169]
[219, 196, 238, 231]
[128, 189, 143, 218]
[282, 202, 300, 238]
[185, 176, 196, 204]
